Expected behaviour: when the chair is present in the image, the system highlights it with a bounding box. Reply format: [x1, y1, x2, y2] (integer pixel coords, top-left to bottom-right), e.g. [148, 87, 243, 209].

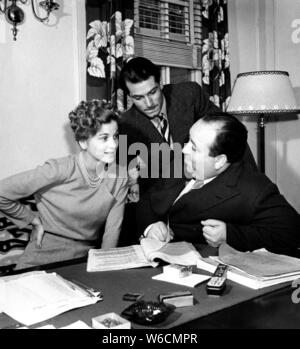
[0, 196, 36, 275]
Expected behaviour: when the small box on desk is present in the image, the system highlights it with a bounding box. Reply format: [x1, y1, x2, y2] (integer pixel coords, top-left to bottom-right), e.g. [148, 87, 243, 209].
[158, 290, 194, 308]
[92, 312, 131, 329]
[163, 264, 192, 278]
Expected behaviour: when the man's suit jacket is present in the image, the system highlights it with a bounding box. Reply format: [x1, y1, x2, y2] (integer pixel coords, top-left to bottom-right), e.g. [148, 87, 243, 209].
[118, 82, 220, 193]
[140, 161, 300, 253]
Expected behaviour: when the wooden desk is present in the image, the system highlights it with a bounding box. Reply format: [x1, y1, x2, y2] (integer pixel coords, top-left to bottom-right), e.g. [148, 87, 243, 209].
[177, 285, 300, 329]
[1, 258, 298, 329]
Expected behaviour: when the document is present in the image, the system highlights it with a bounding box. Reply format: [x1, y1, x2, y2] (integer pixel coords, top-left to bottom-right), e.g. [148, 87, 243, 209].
[59, 320, 92, 329]
[152, 272, 210, 288]
[0, 271, 102, 326]
[87, 239, 201, 272]
[196, 243, 300, 289]
[218, 244, 300, 277]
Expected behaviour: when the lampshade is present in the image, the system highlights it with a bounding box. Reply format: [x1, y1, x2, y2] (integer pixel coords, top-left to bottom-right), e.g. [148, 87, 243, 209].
[227, 71, 300, 114]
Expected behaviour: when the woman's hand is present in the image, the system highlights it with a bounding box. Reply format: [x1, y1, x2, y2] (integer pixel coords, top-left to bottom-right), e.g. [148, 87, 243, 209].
[31, 216, 44, 248]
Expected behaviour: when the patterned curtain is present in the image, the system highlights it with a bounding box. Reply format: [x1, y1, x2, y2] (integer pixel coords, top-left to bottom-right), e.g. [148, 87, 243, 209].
[201, 0, 231, 111]
[86, 1, 134, 111]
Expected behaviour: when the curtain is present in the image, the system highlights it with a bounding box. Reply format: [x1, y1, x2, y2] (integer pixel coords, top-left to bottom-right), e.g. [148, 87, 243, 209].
[86, 1, 134, 111]
[201, 0, 231, 111]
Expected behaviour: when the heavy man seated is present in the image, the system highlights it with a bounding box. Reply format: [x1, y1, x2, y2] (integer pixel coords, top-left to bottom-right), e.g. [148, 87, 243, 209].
[139, 113, 300, 255]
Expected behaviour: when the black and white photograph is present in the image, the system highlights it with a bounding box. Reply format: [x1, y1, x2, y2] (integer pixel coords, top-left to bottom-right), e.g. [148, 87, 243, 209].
[0, 0, 300, 339]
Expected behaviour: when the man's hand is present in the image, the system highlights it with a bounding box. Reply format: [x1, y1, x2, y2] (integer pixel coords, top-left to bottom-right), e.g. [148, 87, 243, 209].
[201, 219, 227, 247]
[31, 216, 44, 249]
[146, 221, 174, 242]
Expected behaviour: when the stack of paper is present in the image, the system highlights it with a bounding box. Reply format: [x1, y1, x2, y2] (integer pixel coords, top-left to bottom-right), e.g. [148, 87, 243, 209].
[197, 244, 300, 289]
[0, 271, 102, 326]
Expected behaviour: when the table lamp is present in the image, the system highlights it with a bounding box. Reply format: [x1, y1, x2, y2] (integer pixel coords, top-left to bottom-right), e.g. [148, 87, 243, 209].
[227, 71, 300, 173]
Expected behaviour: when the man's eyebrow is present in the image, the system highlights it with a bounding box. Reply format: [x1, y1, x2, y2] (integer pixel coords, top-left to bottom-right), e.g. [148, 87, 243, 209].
[149, 86, 158, 92]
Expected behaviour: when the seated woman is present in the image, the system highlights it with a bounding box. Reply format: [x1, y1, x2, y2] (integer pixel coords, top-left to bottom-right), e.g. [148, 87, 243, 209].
[0, 100, 128, 269]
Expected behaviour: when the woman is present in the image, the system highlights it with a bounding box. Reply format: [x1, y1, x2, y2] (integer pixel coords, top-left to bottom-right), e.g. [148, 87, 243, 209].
[0, 100, 128, 269]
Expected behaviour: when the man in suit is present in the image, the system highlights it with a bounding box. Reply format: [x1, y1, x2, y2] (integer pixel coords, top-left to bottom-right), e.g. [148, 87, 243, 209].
[141, 113, 300, 254]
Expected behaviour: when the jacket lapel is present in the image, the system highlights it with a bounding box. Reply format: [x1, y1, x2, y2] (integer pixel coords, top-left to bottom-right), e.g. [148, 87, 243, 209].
[163, 85, 191, 145]
[171, 163, 243, 215]
[150, 177, 186, 216]
[130, 107, 165, 144]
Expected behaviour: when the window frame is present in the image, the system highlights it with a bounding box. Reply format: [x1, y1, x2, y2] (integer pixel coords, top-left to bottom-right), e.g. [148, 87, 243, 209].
[135, 0, 191, 43]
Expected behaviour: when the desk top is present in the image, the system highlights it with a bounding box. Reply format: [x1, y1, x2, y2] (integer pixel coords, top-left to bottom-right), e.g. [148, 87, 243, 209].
[1, 258, 297, 329]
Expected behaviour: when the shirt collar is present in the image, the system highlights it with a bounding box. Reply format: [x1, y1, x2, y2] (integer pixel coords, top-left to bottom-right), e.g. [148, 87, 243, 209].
[191, 176, 216, 185]
[204, 176, 216, 185]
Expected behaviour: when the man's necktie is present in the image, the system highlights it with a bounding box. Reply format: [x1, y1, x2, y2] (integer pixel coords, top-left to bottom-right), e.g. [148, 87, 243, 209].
[158, 114, 170, 144]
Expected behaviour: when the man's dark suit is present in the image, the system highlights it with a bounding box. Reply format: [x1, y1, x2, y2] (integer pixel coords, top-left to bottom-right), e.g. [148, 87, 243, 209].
[140, 161, 300, 253]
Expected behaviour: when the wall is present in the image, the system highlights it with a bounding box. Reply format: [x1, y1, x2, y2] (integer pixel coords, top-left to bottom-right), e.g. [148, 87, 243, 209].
[0, 0, 86, 178]
[228, 0, 300, 212]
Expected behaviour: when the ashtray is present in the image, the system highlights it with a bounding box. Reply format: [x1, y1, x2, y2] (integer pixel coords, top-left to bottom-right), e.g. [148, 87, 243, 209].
[121, 300, 175, 325]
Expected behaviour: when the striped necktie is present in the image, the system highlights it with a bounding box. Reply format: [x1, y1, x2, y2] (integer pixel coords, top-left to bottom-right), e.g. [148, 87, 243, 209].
[158, 114, 170, 144]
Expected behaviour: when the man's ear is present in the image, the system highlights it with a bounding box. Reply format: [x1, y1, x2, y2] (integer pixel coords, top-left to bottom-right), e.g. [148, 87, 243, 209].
[79, 140, 88, 150]
[215, 154, 227, 170]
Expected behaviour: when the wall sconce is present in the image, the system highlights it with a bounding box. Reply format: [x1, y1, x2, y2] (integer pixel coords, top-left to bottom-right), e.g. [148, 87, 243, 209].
[0, 0, 59, 41]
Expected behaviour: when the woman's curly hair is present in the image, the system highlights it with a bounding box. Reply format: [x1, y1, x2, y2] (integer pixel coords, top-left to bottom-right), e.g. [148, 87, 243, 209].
[68, 99, 119, 142]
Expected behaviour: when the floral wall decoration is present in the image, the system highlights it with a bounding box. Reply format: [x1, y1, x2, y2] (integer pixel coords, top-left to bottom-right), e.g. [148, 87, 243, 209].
[201, 0, 231, 111]
[86, 11, 135, 111]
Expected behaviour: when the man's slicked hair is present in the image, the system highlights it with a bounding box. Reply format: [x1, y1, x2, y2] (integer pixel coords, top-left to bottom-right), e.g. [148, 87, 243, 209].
[119, 57, 161, 93]
[201, 112, 248, 163]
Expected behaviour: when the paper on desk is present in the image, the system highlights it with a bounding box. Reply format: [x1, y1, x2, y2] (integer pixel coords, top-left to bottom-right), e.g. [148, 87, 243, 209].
[152, 272, 210, 287]
[35, 324, 56, 329]
[218, 244, 300, 277]
[0, 271, 101, 326]
[59, 320, 92, 329]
